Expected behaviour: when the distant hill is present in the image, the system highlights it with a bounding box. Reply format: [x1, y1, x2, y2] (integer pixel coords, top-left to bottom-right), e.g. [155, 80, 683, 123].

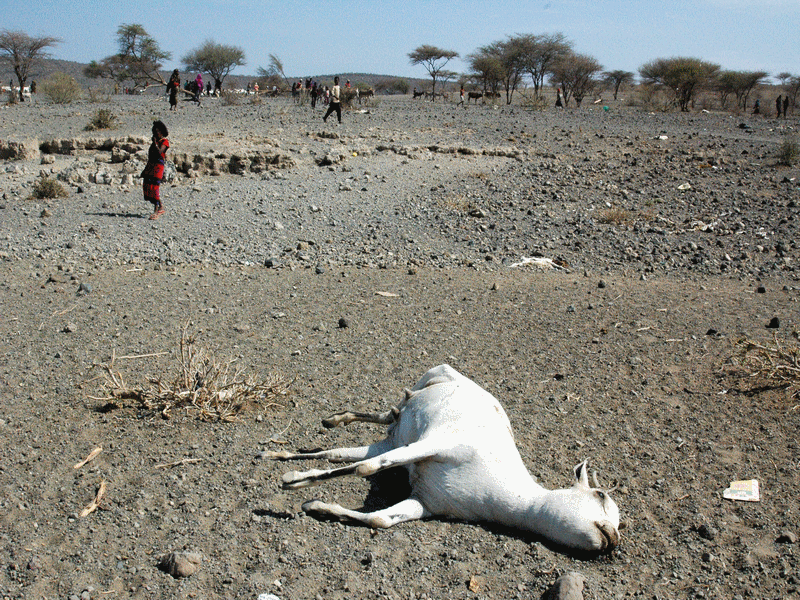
[1, 59, 428, 93]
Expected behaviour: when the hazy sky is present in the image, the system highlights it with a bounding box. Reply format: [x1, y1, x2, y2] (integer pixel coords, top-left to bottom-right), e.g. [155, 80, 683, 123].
[3, 0, 797, 81]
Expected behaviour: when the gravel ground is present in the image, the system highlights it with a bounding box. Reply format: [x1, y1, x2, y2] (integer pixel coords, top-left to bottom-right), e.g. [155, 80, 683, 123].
[0, 93, 799, 600]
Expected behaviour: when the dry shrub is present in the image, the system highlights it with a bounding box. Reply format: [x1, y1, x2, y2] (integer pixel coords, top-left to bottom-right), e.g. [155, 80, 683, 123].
[734, 335, 800, 402]
[221, 90, 240, 106]
[30, 176, 68, 199]
[777, 137, 799, 166]
[92, 324, 293, 421]
[41, 72, 81, 104]
[598, 207, 633, 226]
[85, 108, 118, 131]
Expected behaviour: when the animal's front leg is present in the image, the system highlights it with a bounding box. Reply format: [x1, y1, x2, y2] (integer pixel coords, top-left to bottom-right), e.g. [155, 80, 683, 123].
[302, 497, 428, 528]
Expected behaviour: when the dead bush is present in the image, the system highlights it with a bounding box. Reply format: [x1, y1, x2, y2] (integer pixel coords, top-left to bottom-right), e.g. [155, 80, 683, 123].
[734, 335, 800, 402]
[92, 323, 293, 421]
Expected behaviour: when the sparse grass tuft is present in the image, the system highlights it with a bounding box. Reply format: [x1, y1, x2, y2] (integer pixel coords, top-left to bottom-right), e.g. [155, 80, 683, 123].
[84, 108, 118, 131]
[91, 323, 294, 422]
[30, 176, 68, 200]
[598, 207, 633, 226]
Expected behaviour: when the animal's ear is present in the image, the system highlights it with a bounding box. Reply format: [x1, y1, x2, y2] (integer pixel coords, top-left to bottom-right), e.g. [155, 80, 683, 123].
[573, 460, 590, 489]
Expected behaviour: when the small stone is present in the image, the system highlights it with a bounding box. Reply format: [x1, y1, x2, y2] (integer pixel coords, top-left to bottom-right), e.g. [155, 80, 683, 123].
[542, 571, 585, 600]
[63, 323, 78, 333]
[158, 551, 202, 578]
[77, 282, 92, 295]
[40, 208, 52, 218]
[766, 317, 780, 329]
[697, 523, 717, 540]
[597, 279, 606, 288]
[777, 531, 797, 544]
[315, 265, 325, 274]
[338, 317, 349, 329]
[265, 257, 279, 268]
[757, 285, 766, 293]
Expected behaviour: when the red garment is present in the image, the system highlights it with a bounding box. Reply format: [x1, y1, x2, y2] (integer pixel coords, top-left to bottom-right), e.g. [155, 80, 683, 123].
[143, 138, 169, 202]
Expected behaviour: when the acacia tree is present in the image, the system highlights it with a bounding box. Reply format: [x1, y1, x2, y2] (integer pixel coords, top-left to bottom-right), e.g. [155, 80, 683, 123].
[639, 57, 720, 111]
[514, 33, 573, 100]
[466, 50, 505, 94]
[550, 52, 603, 107]
[182, 40, 245, 92]
[408, 45, 458, 101]
[716, 70, 768, 110]
[602, 70, 634, 100]
[85, 24, 170, 91]
[0, 29, 60, 102]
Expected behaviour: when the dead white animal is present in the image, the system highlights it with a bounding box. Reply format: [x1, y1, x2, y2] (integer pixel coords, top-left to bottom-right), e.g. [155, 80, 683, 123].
[267, 364, 621, 553]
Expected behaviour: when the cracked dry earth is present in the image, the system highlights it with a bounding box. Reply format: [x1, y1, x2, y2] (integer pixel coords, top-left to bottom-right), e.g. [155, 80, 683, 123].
[0, 93, 799, 599]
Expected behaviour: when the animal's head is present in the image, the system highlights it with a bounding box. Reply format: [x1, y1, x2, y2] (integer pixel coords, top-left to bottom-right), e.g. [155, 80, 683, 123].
[537, 460, 621, 553]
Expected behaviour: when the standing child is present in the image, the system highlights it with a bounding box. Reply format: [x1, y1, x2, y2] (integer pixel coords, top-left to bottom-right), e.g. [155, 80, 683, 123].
[142, 120, 170, 220]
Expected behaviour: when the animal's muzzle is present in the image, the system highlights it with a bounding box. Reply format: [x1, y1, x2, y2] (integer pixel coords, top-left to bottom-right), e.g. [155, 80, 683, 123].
[596, 521, 620, 552]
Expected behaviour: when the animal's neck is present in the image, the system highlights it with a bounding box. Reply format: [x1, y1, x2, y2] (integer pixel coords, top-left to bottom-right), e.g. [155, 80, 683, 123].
[482, 476, 551, 530]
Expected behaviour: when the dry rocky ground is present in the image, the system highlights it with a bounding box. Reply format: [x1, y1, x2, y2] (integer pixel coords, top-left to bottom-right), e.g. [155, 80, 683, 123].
[0, 92, 799, 600]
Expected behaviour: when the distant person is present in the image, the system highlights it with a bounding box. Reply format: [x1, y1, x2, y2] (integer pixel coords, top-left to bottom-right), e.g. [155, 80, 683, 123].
[206, 81, 212, 96]
[246, 82, 251, 95]
[556, 87, 564, 108]
[141, 120, 170, 220]
[323, 76, 342, 124]
[784, 95, 789, 118]
[194, 73, 203, 104]
[167, 70, 180, 111]
[776, 95, 783, 118]
[30, 80, 36, 94]
[310, 81, 318, 109]
[254, 82, 259, 95]
[458, 85, 465, 106]
[752, 99, 760, 115]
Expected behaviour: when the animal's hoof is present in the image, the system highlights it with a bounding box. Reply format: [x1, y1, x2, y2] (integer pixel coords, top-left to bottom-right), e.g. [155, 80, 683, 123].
[260, 450, 291, 460]
[281, 471, 311, 489]
[301, 499, 324, 514]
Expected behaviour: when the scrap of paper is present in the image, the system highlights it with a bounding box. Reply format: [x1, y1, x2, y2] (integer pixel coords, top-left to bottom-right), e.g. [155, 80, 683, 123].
[723, 479, 760, 502]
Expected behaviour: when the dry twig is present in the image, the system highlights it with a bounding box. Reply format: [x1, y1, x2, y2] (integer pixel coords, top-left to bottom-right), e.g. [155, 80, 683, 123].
[80, 480, 107, 517]
[73, 446, 103, 469]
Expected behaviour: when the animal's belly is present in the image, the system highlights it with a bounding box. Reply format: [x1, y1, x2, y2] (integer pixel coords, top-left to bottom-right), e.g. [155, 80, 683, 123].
[408, 460, 497, 522]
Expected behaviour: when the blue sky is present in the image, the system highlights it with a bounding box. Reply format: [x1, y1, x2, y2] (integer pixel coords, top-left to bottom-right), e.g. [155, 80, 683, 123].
[4, 0, 797, 81]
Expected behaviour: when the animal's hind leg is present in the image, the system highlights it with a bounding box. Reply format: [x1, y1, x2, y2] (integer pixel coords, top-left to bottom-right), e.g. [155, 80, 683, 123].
[321, 407, 399, 429]
[280, 437, 444, 489]
[302, 497, 428, 529]
[263, 438, 393, 463]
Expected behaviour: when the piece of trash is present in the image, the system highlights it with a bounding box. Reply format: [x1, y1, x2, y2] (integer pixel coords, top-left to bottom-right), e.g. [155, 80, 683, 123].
[723, 479, 760, 502]
[375, 291, 399, 297]
[509, 257, 568, 271]
[677, 183, 692, 190]
[657, 135, 669, 140]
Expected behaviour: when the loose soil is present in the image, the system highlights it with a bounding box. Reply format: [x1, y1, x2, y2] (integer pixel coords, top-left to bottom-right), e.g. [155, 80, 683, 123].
[0, 93, 798, 599]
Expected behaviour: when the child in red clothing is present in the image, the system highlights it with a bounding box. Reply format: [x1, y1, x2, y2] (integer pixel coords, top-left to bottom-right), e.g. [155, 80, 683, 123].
[142, 120, 169, 220]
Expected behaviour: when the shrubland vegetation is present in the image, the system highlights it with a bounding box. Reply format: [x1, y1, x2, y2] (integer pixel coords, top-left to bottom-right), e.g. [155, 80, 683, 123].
[1, 22, 797, 116]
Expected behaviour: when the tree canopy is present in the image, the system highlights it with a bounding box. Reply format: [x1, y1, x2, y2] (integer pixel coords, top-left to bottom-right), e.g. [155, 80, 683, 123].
[639, 57, 720, 112]
[84, 24, 171, 91]
[182, 40, 245, 90]
[0, 29, 60, 101]
[550, 52, 603, 107]
[408, 45, 458, 100]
